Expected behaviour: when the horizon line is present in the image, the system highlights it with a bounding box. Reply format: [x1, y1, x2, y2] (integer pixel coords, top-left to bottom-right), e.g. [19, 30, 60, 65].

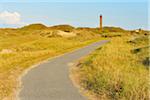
[0, 23, 149, 31]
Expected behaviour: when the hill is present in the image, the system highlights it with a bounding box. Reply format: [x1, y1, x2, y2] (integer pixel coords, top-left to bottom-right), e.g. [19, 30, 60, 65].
[102, 26, 126, 32]
[49, 25, 75, 32]
[20, 23, 47, 30]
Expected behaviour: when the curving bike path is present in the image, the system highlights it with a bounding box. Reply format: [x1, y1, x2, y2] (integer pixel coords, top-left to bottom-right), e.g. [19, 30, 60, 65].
[19, 40, 109, 100]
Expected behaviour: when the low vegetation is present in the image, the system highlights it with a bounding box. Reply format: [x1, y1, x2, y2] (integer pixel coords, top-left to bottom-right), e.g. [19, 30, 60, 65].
[49, 24, 75, 32]
[102, 26, 127, 33]
[1, 23, 149, 100]
[71, 32, 149, 100]
[0, 24, 102, 100]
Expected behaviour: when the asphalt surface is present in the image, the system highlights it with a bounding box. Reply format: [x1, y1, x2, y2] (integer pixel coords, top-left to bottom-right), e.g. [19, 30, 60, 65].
[19, 40, 109, 100]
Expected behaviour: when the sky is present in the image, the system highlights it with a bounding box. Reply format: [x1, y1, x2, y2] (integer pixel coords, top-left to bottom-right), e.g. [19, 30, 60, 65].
[0, 0, 149, 30]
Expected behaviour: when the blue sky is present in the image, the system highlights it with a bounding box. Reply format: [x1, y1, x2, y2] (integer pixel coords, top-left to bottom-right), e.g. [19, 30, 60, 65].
[0, 0, 149, 30]
[0, 0, 148, 3]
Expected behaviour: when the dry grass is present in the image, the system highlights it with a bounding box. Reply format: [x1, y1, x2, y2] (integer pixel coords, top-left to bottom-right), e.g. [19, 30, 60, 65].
[72, 34, 149, 100]
[0, 27, 102, 100]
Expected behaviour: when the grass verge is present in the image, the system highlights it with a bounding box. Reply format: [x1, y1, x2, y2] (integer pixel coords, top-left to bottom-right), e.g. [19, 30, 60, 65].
[71, 36, 149, 100]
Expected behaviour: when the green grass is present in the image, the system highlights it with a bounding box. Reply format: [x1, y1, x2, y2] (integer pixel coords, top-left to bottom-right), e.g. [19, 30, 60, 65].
[72, 35, 149, 100]
[0, 26, 102, 100]
[129, 35, 149, 67]
[101, 32, 123, 38]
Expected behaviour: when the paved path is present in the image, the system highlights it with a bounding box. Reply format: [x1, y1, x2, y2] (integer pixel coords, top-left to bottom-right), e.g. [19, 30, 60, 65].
[19, 40, 109, 100]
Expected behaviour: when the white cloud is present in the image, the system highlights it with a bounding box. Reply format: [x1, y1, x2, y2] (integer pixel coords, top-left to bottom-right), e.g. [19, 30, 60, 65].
[0, 11, 23, 25]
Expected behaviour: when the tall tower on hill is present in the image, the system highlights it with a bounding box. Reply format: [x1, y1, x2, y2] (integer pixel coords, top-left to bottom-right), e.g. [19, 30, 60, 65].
[100, 15, 102, 31]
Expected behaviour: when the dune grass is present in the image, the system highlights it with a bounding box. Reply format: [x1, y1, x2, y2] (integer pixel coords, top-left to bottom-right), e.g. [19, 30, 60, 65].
[72, 35, 149, 100]
[0, 28, 102, 100]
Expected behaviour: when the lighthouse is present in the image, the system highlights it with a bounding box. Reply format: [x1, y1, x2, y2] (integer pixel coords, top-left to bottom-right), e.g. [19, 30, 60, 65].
[100, 15, 102, 31]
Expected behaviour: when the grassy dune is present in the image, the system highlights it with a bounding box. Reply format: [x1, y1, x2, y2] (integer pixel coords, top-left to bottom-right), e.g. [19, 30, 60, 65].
[0, 24, 102, 99]
[72, 33, 149, 100]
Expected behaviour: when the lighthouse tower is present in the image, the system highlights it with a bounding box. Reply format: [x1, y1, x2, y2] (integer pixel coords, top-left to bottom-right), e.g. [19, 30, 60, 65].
[100, 15, 102, 31]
